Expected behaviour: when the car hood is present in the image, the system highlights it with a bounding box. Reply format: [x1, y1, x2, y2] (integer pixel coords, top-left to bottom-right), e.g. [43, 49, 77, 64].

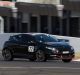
[44, 42, 70, 47]
[43, 42, 73, 52]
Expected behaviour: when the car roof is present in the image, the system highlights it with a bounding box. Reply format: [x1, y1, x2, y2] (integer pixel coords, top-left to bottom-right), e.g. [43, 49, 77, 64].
[11, 33, 51, 37]
[15, 33, 49, 36]
[26, 33, 48, 35]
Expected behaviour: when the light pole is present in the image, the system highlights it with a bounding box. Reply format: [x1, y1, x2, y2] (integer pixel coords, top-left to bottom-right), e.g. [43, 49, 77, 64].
[56, 5, 64, 35]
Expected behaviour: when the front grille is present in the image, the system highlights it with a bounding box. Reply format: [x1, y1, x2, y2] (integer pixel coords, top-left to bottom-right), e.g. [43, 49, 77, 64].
[55, 46, 71, 53]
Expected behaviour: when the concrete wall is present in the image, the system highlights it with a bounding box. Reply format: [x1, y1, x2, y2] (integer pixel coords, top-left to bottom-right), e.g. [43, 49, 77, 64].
[54, 35, 80, 52]
[17, 0, 32, 2]
[0, 33, 80, 54]
[32, 0, 61, 4]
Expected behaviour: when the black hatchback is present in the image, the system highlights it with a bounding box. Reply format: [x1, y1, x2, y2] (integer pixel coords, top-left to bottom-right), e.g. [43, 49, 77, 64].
[2, 33, 75, 62]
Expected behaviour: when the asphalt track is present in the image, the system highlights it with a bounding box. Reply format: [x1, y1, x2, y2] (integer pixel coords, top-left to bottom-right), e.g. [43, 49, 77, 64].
[0, 53, 80, 75]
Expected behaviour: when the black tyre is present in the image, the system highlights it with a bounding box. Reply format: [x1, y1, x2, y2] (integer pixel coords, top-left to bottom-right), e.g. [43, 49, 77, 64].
[62, 59, 72, 63]
[2, 48, 13, 61]
[36, 50, 47, 62]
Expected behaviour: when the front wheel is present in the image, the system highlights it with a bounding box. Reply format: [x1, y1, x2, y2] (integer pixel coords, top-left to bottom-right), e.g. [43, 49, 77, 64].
[36, 50, 47, 62]
[62, 59, 72, 63]
[2, 48, 13, 61]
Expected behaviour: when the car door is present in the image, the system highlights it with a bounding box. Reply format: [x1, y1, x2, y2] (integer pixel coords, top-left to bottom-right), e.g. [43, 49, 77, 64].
[18, 34, 29, 55]
[20, 35, 35, 54]
[11, 35, 25, 56]
[14, 34, 36, 57]
[13, 34, 29, 57]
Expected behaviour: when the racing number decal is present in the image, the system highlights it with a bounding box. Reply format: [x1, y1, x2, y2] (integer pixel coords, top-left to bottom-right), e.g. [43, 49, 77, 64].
[28, 46, 34, 52]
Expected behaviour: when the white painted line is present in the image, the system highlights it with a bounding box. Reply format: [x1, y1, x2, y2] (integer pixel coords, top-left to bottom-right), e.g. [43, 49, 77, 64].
[0, 67, 80, 70]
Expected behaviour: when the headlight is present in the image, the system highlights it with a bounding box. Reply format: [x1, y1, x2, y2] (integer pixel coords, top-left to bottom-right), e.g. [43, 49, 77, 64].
[46, 47, 55, 50]
[46, 47, 59, 53]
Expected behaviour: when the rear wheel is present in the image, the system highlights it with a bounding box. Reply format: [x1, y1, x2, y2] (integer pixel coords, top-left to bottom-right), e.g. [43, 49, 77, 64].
[62, 59, 72, 63]
[36, 50, 47, 62]
[2, 48, 13, 61]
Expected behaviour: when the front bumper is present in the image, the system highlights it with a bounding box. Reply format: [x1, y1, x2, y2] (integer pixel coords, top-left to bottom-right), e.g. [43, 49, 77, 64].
[48, 53, 75, 60]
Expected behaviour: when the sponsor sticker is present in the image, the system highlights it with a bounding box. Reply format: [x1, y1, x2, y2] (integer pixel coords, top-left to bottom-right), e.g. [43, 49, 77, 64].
[28, 46, 34, 52]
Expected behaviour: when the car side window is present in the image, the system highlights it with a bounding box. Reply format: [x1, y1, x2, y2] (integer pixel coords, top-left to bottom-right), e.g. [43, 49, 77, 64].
[9, 35, 35, 43]
[21, 35, 35, 43]
[9, 35, 22, 42]
[9, 36, 13, 41]
[13, 36, 18, 41]
[21, 35, 29, 42]
[28, 36, 35, 42]
[9, 36, 17, 41]
[35, 35, 43, 42]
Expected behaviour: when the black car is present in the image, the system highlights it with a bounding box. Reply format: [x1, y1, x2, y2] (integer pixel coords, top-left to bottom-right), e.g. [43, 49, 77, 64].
[2, 33, 75, 62]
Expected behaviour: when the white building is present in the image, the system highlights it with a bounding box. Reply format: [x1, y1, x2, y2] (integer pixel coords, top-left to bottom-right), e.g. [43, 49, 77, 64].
[0, 0, 80, 37]
[32, 0, 60, 4]
[17, 0, 32, 2]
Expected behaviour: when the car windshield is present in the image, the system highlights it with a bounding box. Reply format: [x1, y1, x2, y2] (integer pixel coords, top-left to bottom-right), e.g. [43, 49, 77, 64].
[34, 34, 58, 42]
